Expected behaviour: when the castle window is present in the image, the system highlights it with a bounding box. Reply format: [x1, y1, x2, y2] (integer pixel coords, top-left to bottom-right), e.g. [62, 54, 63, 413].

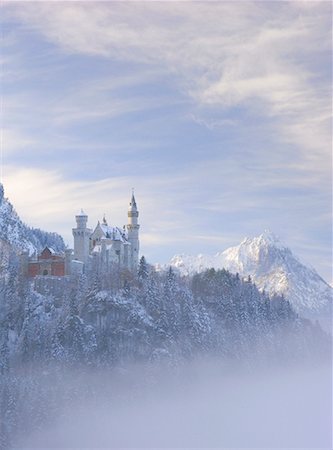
[43, 269, 48, 276]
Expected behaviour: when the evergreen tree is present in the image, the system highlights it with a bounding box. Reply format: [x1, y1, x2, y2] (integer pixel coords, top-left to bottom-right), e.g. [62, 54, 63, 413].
[51, 324, 66, 362]
[145, 273, 160, 318]
[138, 256, 149, 283]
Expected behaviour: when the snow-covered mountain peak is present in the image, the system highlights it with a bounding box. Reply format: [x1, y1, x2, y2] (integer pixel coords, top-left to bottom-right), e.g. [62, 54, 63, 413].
[240, 229, 285, 252]
[260, 228, 280, 242]
[223, 231, 293, 277]
[169, 231, 332, 318]
[259, 229, 285, 249]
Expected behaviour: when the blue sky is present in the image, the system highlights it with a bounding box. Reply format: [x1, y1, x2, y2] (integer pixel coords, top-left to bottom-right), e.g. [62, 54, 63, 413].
[1, 1, 332, 281]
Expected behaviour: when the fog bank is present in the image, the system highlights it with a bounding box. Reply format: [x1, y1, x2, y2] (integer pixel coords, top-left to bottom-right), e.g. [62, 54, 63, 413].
[13, 359, 332, 449]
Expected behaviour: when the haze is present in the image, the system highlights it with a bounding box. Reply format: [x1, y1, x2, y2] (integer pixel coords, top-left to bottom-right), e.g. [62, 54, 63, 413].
[13, 358, 332, 449]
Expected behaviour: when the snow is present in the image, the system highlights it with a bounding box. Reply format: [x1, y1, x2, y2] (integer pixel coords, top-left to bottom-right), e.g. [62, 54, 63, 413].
[100, 224, 128, 243]
[0, 185, 65, 256]
[169, 232, 332, 317]
[45, 247, 57, 255]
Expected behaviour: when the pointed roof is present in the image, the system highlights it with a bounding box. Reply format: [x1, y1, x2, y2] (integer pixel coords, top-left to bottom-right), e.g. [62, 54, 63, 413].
[129, 189, 137, 211]
[92, 221, 129, 244]
[76, 208, 87, 217]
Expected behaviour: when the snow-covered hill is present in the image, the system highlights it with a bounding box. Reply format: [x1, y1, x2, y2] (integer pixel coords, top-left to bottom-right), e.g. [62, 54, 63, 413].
[0, 183, 65, 257]
[170, 230, 332, 317]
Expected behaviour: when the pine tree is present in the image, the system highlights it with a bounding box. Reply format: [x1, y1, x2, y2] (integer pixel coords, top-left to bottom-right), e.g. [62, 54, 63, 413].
[123, 279, 131, 299]
[163, 267, 177, 304]
[145, 273, 160, 318]
[62, 290, 86, 363]
[138, 256, 149, 283]
[51, 324, 66, 362]
[156, 303, 170, 341]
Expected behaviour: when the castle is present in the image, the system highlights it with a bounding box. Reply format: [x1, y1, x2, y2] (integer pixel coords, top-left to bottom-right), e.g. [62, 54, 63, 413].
[73, 191, 140, 272]
[24, 192, 140, 277]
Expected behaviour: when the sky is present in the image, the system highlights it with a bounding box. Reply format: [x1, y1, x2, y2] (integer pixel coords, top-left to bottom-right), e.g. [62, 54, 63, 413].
[1, 1, 332, 281]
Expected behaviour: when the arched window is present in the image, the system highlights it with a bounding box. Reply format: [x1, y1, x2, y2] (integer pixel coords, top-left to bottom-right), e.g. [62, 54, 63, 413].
[43, 269, 48, 276]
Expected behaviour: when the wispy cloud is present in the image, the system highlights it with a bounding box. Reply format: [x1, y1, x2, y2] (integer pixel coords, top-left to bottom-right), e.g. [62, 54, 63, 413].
[0, 128, 37, 154]
[4, 2, 331, 161]
[1, 2, 331, 280]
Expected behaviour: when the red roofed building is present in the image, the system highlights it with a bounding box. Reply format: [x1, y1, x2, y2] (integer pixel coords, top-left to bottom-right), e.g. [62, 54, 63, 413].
[27, 246, 65, 277]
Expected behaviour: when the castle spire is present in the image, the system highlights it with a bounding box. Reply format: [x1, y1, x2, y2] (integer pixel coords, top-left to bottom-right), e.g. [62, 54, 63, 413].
[127, 190, 140, 271]
[129, 188, 137, 211]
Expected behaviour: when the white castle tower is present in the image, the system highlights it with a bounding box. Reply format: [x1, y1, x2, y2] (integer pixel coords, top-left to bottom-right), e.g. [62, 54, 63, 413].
[126, 191, 140, 271]
[72, 209, 92, 263]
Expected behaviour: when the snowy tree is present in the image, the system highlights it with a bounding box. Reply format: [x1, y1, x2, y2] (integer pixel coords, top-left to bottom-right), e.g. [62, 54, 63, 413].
[0, 327, 9, 375]
[138, 255, 149, 283]
[145, 272, 160, 318]
[51, 324, 67, 362]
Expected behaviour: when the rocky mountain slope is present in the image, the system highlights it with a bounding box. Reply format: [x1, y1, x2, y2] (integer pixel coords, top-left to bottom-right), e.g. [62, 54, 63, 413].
[170, 230, 332, 318]
[0, 183, 65, 257]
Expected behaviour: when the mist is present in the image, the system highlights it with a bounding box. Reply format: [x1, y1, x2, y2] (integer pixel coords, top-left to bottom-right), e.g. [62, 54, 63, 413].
[12, 357, 332, 450]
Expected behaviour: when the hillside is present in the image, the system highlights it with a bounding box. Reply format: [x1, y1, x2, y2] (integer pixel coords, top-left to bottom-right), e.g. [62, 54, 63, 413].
[0, 183, 65, 257]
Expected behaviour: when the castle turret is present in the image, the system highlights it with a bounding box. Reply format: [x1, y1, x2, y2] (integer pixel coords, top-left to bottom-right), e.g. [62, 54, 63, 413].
[126, 191, 140, 271]
[72, 209, 92, 264]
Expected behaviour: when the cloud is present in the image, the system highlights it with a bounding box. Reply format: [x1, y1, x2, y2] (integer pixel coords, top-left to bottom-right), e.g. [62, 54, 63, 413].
[3, 2, 331, 174]
[1, 2, 331, 280]
[4, 2, 331, 163]
[1, 128, 37, 154]
[2, 165, 200, 248]
[2, 166, 131, 240]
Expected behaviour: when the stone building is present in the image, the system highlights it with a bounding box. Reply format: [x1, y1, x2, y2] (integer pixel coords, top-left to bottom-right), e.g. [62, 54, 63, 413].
[21, 192, 140, 278]
[24, 246, 66, 277]
[72, 192, 140, 272]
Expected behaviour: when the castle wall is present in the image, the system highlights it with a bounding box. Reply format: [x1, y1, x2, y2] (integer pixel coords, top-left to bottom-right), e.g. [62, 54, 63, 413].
[27, 247, 66, 277]
[50, 261, 65, 276]
[28, 262, 40, 277]
[27, 258, 65, 277]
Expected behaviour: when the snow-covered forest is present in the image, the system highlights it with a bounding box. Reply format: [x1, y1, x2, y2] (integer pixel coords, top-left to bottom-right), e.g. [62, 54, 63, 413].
[0, 252, 329, 449]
